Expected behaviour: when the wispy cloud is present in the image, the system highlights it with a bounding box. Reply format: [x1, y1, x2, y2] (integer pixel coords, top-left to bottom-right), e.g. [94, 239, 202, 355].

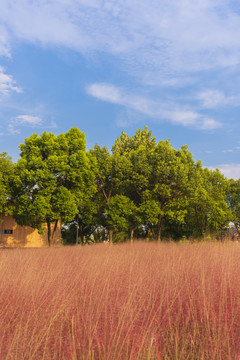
[87, 83, 221, 130]
[0, 0, 239, 135]
[222, 149, 234, 153]
[210, 164, 240, 180]
[7, 124, 20, 135]
[1, 1, 240, 77]
[0, 66, 21, 96]
[88, 84, 123, 104]
[8, 114, 43, 134]
[15, 115, 42, 125]
[198, 90, 226, 109]
[197, 89, 240, 109]
[0, 25, 10, 57]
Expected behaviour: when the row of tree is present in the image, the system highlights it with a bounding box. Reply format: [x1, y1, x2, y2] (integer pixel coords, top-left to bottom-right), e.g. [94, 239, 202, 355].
[0, 127, 240, 245]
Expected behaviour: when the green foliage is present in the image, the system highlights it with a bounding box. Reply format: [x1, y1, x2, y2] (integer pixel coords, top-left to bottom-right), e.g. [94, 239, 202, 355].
[0, 152, 14, 215]
[149, 141, 193, 239]
[105, 195, 138, 231]
[112, 125, 156, 155]
[1, 126, 233, 244]
[185, 167, 230, 238]
[11, 128, 96, 245]
[61, 223, 77, 245]
[226, 178, 240, 234]
[112, 128, 196, 240]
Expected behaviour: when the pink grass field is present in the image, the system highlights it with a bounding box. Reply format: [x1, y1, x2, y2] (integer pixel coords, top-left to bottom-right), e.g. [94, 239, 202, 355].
[0, 241, 240, 359]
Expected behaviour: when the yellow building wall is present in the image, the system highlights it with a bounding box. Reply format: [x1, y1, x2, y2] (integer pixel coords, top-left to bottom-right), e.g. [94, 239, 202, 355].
[0, 215, 61, 247]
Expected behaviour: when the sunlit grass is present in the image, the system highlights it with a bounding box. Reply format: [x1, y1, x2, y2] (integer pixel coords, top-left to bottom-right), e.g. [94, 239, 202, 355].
[0, 241, 239, 359]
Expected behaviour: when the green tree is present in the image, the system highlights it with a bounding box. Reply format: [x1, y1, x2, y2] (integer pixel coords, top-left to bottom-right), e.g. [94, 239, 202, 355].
[186, 167, 230, 239]
[149, 142, 194, 241]
[113, 128, 194, 241]
[11, 128, 96, 246]
[75, 196, 103, 244]
[62, 197, 103, 245]
[104, 195, 138, 243]
[113, 127, 156, 239]
[0, 152, 14, 215]
[138, 194, 161, 240]
[112, 126, 156, 155]
[89, 144, 131, 242]
[226, 178, 240, 235]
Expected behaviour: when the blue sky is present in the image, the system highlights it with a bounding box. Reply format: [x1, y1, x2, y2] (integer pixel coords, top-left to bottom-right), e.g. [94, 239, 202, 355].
[1, 0, 240, 178]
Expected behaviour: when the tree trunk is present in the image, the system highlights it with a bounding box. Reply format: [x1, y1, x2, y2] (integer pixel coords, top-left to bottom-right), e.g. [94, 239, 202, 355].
[52, 220, 59, 245]
[157, 215, 163, 242]
[108, 229, 113, 244]
[130, 229, 134, 243]
[76, 223, 79, 245]
[47, 222, 51, 247]
[78, 224, 84, 244]
[234, 222, 240, 236]
[47, 220, 59, 246]
[80, 233, 84, 244]
[194, 206, 204, 239]
[149, 224, 155, 238]
[146, 227, 149, 241]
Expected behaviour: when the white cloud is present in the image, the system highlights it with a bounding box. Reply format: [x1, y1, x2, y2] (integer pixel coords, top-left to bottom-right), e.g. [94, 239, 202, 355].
[0, 25, 10, 57]
[222, 149, 234, 153]
[197, 89, 240, 109]
[15, 115, 42, 125]
[210, 164, 240, 180]
[165, 110, 198, 127]
[8, 114, 43, 134]
[87, 83, 123, 104]
[1, 0, 240, 78]
[87, 83, 152, 115]
[198, 90, 226, 108]
[0, 66, 21, 96]
[0, 0, 237, 133]
[87, 82, 222, 130]
[8, 123, 20, 135]
[200, 118, 222, 130]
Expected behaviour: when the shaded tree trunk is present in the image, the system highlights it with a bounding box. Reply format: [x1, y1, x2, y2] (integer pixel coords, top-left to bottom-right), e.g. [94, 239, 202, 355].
[108, 229, 113, 244]
[149, 224, 156, 239]
[76, 223, 79, 245]
[194, 206, 205, 239]
[80, 232, 84, 244]
[234, 222, 240, 236]
[157, 214, 163, 242]
[78, 224, 84, 244]
[76, 214, 80, 245]
[47, 222, 51, 247]
[146, 227, 150, 241]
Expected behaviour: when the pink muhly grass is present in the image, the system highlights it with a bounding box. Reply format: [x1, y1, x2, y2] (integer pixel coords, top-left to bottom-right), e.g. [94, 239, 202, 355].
[0, 241, 240, 359]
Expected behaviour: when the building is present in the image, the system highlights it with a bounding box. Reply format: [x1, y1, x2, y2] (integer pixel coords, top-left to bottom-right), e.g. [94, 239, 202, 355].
[0, 215, 61, 247]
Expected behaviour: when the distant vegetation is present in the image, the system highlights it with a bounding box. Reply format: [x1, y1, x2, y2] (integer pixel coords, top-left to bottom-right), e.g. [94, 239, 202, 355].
[0, 126, 240, 244]
[0, 242, 239, 359]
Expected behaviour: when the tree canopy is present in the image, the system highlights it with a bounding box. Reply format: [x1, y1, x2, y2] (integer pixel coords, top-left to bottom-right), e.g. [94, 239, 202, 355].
[10, 128, 96, 245]
[0, 152, 14, 215]
[0, 126, 235, 244]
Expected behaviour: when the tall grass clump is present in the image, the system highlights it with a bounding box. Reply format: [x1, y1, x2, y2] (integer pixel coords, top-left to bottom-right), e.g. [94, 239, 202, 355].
[0, 241, 240, 359]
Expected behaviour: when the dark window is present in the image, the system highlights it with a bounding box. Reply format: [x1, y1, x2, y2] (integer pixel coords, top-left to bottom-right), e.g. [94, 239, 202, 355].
[4, 230, 13, 234]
